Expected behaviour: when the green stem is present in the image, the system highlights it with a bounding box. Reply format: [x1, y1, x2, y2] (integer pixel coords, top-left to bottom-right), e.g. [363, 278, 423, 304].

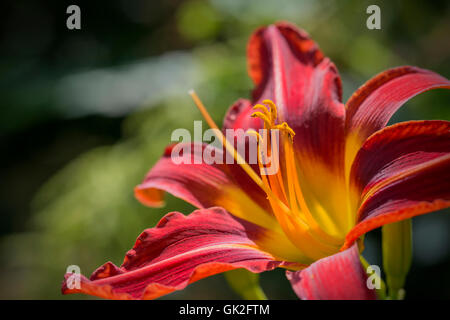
[360, 255, 387, 300]
[224, 269, 268, 300]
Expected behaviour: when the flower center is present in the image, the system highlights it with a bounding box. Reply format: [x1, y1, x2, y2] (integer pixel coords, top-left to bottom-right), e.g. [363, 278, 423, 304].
[190, 91, 341, 264]
[248, 100, 342, 263]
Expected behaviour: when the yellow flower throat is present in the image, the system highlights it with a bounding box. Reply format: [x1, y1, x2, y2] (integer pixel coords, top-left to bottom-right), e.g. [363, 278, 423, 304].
[190, 91, 342, 264]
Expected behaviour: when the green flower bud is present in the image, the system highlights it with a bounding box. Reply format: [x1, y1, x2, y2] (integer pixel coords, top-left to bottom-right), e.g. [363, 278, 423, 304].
[382, 219, 412, 300]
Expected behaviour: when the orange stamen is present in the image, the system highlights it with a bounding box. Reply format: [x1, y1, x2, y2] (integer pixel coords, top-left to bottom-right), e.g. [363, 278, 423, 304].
[189, 90, 287, 211]
[189, 91, 342, 262]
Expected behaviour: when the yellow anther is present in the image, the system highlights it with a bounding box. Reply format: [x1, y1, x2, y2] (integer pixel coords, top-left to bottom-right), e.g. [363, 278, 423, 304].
[246, 129, 262, 141]
[246, 129, 268, 163]
[252, 104, 271, 120]
[274, 122, 296, 140]
[263, 99, 278, 125]
[251, 111, 272, 128]
[246, 130, 265, 167]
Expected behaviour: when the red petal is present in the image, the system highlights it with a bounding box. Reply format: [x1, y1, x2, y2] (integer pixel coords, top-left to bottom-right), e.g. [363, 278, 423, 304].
[247, 22, 348, 233]
[345, 66, 450, 165]
[248, 22, 345, 169]
[287, 244, 376, 300]
[222, 98, 261, 132]
[344, 121, 450, 249]
[62, 207, 299, 300]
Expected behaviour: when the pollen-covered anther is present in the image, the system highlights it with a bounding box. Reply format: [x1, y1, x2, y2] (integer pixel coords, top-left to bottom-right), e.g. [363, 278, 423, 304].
[262, 99, 278, 124]
[246, 129, 262, 142]
[246, 130, 265, 164]
[251, 99, 280, 127]
[250, 111, 272, 128]
[252, 104, 271, 119]
[274, 122, 296, 140]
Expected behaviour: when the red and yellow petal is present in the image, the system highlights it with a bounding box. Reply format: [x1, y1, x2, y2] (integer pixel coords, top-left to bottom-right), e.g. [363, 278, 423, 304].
[351, 120, 450, 201]
[62, 207, 304, 300]
[344, 121, 450, 249]
[344, 157, 450, 249]
[135, 142, 275, 230]
[345, 66, 450, 175]
[247, 22, 349, 237]
[286, 244, 376, 300]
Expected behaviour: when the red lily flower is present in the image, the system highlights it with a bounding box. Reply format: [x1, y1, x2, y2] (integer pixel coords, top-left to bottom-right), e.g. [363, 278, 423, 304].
[62, 22, 450, 300]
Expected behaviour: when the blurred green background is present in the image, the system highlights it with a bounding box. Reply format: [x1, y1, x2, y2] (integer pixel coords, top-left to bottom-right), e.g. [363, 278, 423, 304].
[0, 0, 449, 299]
